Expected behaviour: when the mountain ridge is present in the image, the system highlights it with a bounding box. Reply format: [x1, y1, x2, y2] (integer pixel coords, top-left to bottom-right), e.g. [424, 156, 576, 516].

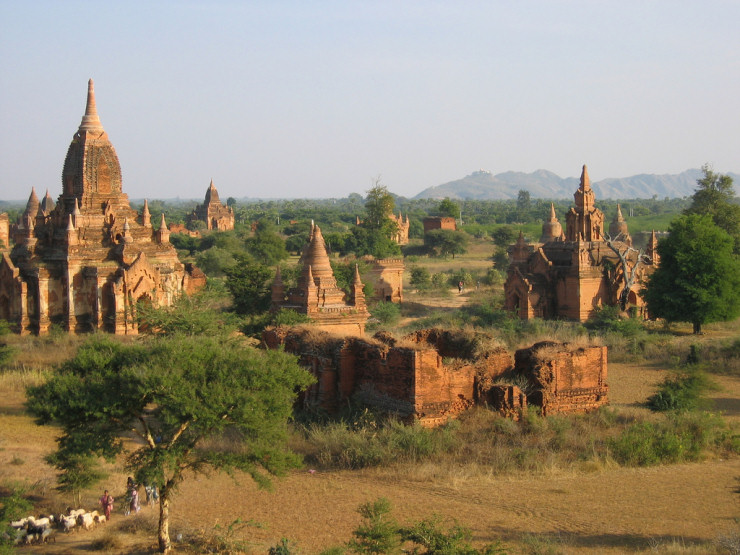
[414, 168, 740, 200]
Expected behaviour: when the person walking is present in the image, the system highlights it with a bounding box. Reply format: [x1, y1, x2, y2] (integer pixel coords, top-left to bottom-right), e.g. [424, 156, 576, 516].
[99, 490, 114, 521]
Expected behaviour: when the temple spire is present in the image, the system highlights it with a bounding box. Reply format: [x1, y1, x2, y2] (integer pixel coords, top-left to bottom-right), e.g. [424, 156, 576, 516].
[79, 79, 103, 131]
[580, 164, 591, 191]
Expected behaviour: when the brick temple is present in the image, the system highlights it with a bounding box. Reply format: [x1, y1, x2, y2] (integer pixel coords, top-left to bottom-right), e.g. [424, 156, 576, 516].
[187, 179, 235, 231]
[504, 165, 659, 321]
[0, 80, 205, 334]
[271, 223, 370, 335]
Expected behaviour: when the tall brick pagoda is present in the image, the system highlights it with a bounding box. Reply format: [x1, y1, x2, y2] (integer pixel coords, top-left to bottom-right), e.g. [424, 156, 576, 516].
[0, 80, 204, 334]
[271, 223, 369, 336]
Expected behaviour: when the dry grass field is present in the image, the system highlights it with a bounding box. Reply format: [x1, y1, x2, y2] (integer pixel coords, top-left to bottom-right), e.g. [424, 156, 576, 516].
[1, 246, 739, 554]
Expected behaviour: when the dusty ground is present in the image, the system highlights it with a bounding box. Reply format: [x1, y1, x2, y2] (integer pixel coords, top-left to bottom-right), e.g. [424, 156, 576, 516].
[2, 300, 740, 553]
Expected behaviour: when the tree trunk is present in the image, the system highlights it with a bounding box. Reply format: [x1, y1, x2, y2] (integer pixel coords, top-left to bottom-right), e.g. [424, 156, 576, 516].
[693, 321, 702, 334]
[158, 487, 171, 553]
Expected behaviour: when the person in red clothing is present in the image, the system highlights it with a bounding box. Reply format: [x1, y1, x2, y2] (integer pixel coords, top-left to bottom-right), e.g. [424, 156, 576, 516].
[99, 490, 114, 520]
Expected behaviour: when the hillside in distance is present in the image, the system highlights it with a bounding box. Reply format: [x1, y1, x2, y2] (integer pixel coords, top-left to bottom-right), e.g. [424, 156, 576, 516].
[414, 168, 740, 200]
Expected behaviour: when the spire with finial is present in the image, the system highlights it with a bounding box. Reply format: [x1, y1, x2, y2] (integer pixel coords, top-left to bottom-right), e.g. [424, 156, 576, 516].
[580, 164, 591, 191]
[41, 189, 55, 213]
[608, 203, 630, 243]
[647, 230, 660, 264]
[351, 264, 366, 309]
[79, 79, 103, 132]
[65, 213, 78, 246]
[156, 213, 170, 244]
[141, 199, 151, 228]
[540, 202, 562, 242]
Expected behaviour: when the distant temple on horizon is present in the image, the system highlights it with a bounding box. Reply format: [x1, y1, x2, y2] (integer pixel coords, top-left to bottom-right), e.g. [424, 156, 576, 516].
[0, 80, 205, 334]
[504, 165, 659, 321]
[187, 179, 235, 231]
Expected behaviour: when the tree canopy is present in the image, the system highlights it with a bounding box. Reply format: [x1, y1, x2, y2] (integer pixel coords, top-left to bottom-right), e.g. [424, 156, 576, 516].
[364, 182, 396, 231]
[26, 334, 313, 552]
[685, 165, 740, 254]
[642, 214, 740, 334]
[423, 229, 469, 259]
[436, 198, 461, 219]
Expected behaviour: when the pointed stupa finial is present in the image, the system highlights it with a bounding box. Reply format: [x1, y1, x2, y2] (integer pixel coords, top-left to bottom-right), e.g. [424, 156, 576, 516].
[66, 213, 75, 232]
[580, 164, 591, 191]
[26, 187, 39, 209]
[79, 79, 103, 131]
[549, 203, 557, 222]
[123, 217, 130, 231]
[353, 263, 363, 285]
[160, 213, 167, 228]
[614, 204, 624, 222]
[306, 265, 316, 288]
[73, 198, 81, 216]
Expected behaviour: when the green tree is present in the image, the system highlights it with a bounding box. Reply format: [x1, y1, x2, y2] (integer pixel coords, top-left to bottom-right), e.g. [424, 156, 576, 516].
[685, 165, 740, 254]
[424, 229, 469, 258]
[224, 254, 274, 315]
[515, 189, 531, 221]
[26, 334, 313, 553]
[643, 214, 740, 334]
[246, 223, 289, 265]
[364, 181, 395, 231]
[436, 198, 461, 219]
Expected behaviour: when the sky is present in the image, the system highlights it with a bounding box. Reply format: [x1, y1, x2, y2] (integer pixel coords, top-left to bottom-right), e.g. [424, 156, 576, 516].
[1, 1, 739, 201]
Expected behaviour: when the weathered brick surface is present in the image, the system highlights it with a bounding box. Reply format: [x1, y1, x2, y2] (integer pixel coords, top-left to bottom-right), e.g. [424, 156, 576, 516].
[264, 327, 608, 426]
[514, 342, 608, 416]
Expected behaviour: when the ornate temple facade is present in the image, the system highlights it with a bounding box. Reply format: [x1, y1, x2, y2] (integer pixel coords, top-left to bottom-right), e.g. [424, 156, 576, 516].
[271, 224, 370, 336]
[0, 80, 205, 334]
[504, 165, 658, 322]
[188, 180, 235, 231]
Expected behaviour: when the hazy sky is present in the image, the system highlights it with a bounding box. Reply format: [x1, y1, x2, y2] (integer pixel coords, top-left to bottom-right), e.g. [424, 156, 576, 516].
[1, 1, 739, 200]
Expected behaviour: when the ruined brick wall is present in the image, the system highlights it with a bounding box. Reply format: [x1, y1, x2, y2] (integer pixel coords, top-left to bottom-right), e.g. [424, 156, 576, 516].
[263, 327, 607, 426]
[514, 342, 608, 415]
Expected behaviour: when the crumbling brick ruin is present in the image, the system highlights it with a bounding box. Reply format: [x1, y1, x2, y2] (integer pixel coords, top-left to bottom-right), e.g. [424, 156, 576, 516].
[263, 326, 608, 426]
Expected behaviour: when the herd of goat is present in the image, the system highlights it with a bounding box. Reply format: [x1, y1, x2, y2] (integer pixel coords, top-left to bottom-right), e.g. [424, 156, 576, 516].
[6, 507, 107, 546]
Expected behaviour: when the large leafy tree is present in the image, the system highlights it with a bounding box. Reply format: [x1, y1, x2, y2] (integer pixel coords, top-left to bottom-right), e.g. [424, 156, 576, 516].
[643, 214, 740, 334]
[224, 253, 274, 315]
[364, 182, 396, 231]
[423, 229, 469, 259]
[685, 164, 740, 254]
[26, 334, 313, 553]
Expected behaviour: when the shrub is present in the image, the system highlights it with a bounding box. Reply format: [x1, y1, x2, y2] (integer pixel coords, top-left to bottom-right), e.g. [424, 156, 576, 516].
[647, 371, 713, 412]
[347, 498, 400, 554]
[608, 412, 736, 466]
[401, 515, 506, 554]
[410, 266, 432, 290]
[370, 302, 401, 327]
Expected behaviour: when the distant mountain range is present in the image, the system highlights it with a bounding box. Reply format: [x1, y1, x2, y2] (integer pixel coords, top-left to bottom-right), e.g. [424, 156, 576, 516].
[414, 169, 740, 200]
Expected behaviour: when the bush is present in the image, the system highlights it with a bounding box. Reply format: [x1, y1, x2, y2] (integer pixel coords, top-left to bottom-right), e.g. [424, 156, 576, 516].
[608, 412, 737, 466]
[370, 302, 401, 328]
[410, 266, 432, 290]
[347, 498, 400, 554]
[647, 371, 713, 412]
